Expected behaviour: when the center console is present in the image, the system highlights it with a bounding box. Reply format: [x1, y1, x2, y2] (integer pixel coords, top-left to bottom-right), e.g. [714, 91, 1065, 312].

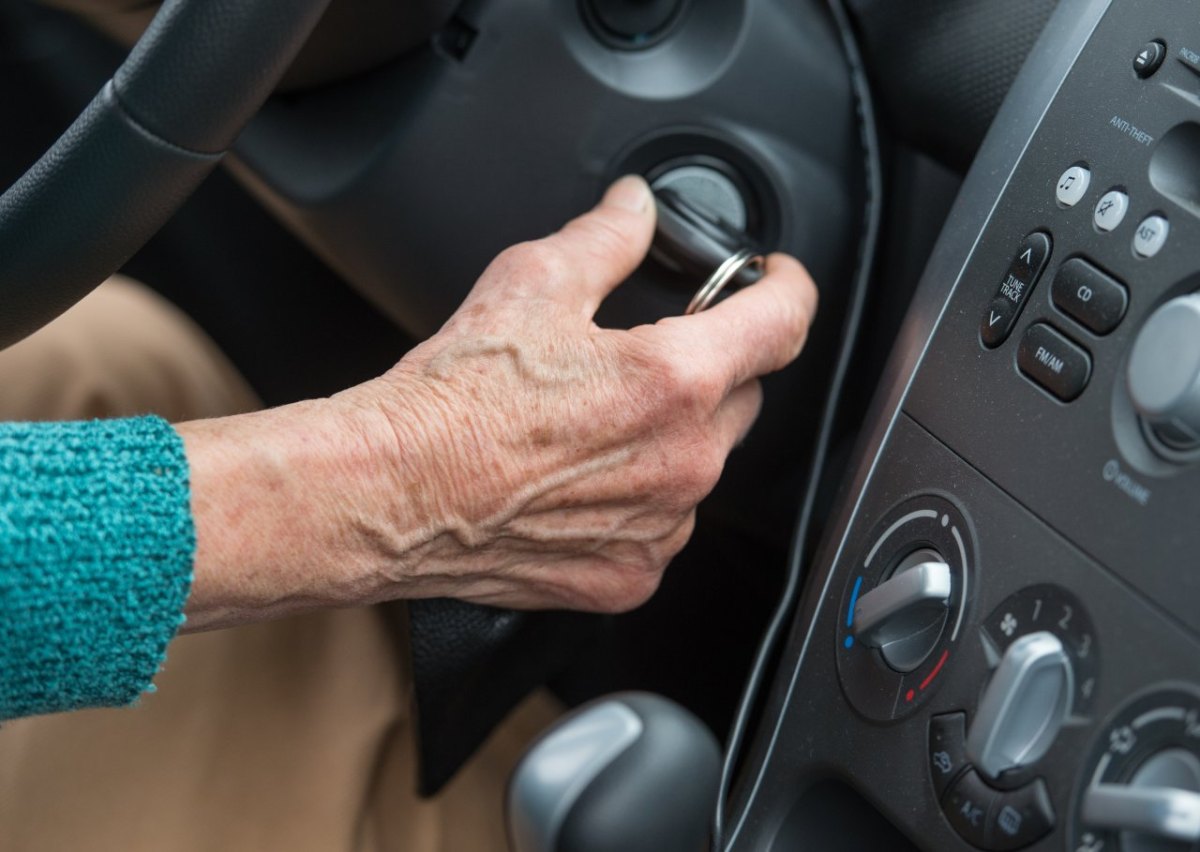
[727, 1, 1200, 849]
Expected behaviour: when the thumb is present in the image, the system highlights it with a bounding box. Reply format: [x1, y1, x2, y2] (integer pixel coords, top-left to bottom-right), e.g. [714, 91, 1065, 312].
[539, 175, 657, 316]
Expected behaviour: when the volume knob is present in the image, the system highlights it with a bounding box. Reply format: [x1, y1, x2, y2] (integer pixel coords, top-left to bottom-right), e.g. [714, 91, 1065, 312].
[1127, 294, 1200, 453]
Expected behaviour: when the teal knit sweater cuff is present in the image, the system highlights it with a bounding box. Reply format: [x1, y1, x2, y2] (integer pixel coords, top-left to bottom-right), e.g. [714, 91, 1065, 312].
[0, 416, 195, 720]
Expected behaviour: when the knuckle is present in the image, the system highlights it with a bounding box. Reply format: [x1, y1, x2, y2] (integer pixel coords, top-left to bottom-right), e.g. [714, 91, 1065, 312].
[655, 346, 721, 409]
[492, 240, 565, 287]
[674, 440, 725, 502]
[564, 211, 634, 262]
[768, 290, 812, 367]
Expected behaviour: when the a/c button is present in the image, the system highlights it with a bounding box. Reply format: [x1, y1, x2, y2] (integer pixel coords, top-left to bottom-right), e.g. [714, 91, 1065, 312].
[943, 769, 999, 848]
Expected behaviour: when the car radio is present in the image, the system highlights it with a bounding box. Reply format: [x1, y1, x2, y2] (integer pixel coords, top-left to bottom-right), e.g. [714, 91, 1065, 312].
[724, 0, 1200, 850]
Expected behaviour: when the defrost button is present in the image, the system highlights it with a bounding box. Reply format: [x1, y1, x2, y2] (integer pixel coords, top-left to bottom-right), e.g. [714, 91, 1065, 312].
[989, 779, 1056, 851]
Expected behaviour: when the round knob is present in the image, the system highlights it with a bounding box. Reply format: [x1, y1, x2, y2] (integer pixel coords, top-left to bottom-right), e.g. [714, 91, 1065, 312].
[966, 631, 1074, 780]
[1082, 749, 1200, 852]
[508, 693, 718, 852]
[1127, 294, 1200, 452]
[582, 0, 685, 48]
[852, 549, 951, 672]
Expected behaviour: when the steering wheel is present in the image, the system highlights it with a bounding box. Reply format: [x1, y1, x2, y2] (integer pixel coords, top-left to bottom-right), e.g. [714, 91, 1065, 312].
[0, 0, 332, 349]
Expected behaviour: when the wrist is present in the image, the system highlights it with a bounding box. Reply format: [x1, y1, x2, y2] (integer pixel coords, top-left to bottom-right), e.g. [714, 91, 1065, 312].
[179, 392, 433, 630]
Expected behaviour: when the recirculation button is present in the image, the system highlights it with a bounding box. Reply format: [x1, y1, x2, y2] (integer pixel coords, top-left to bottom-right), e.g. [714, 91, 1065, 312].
[929, 713, 970, 798]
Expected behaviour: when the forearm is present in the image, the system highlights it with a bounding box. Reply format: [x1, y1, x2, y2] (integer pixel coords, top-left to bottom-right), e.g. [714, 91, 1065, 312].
[178, 389, 420, 631]
[177, 176, 816, 628]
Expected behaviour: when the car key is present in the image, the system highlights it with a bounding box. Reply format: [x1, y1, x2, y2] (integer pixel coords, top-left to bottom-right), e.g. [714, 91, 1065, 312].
[650, 188, 765, 314]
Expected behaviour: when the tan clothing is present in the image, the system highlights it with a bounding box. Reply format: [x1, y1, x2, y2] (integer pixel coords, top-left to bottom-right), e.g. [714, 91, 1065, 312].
[0, 278, 559, 851]
[0, 276, 260, 423]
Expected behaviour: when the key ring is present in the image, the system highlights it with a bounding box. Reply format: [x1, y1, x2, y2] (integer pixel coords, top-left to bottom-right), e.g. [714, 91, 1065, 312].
[684, 248, 765, 315]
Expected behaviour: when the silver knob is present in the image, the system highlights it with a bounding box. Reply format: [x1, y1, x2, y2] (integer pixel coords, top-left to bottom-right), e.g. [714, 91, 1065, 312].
[966, 631, 1073, 780]
[1082, 749, 1200, 852]
[853, 550, 951, 672]
[1127, 294, 1200, 452]
[508, 693, 718, 852]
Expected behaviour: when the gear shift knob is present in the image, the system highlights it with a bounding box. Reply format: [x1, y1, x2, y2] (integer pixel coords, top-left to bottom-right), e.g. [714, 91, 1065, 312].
[507, 692, 719, 852]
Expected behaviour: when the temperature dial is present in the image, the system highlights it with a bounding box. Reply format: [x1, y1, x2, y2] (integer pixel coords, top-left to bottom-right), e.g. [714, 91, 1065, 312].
[853, 550, 951, 672]
[1073, 686, 1200, 852]
[837, 496, 973, 721]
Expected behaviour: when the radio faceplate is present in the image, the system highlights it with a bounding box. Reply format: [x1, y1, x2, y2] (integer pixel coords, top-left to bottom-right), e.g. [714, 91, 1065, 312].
[728, 2, 1200, 850]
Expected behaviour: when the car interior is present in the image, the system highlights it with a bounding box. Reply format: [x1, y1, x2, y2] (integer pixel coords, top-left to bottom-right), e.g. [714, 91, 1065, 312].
[2, 0, 1197, 850]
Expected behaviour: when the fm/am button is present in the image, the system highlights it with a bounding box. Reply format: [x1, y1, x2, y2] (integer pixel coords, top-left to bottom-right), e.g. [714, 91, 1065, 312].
[1017, 323, 1092, 402]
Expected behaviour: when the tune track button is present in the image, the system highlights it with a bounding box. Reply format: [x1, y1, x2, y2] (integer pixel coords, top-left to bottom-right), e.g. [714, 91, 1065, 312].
[1017, 324, 1092, 402]
[981, 232, 1053, 348]
[1056, 165, 1091, 208]
[1051, 258, 1128, 335]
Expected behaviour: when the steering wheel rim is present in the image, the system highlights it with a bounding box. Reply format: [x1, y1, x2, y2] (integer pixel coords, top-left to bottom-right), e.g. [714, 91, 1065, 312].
[0, 0, 332, 349]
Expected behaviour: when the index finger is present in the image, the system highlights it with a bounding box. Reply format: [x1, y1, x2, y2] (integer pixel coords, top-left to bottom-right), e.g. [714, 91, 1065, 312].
[660, 253, 818, 389]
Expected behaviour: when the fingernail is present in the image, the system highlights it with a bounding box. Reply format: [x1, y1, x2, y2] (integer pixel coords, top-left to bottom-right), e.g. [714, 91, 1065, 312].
[604, 175, 651, 213]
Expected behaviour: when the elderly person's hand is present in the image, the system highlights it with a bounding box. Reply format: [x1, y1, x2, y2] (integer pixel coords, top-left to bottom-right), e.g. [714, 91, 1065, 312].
[179, 176, 817, 630]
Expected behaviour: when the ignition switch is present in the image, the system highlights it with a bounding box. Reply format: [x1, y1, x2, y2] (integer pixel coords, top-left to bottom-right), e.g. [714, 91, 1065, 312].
[649, 182, 764, 314]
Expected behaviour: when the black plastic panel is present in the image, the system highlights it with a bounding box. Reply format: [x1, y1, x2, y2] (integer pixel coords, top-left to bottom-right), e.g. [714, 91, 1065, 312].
[905, 0, 1200, 635]
[727, 1, 1200, 849]
[734, 416, 1199, 851]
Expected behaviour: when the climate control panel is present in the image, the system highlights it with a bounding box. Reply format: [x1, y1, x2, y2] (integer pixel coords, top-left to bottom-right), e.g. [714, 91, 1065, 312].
[729, 2, 1200, 851]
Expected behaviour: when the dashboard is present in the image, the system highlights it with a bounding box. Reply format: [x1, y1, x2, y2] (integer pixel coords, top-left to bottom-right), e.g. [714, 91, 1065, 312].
[726, 1, 1200, 850]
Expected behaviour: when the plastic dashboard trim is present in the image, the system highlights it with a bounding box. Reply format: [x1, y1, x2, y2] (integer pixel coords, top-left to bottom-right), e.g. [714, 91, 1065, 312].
[723, 0, 1117, 847]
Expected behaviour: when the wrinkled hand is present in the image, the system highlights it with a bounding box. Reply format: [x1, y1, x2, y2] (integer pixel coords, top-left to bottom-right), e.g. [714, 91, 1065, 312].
[350, 176, 817, 612]
[182, 176, 816, 630]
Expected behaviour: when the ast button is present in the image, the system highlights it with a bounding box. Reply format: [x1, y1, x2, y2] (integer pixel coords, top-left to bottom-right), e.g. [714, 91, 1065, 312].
[1133, 214, 1170, 258]
[981, 232, 1053, 348]
[1051, 258, 1128, 335]
[989, 779, 1055, 851]
[929, 713, 970, 798]
[1017, 324, 1092, 402]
